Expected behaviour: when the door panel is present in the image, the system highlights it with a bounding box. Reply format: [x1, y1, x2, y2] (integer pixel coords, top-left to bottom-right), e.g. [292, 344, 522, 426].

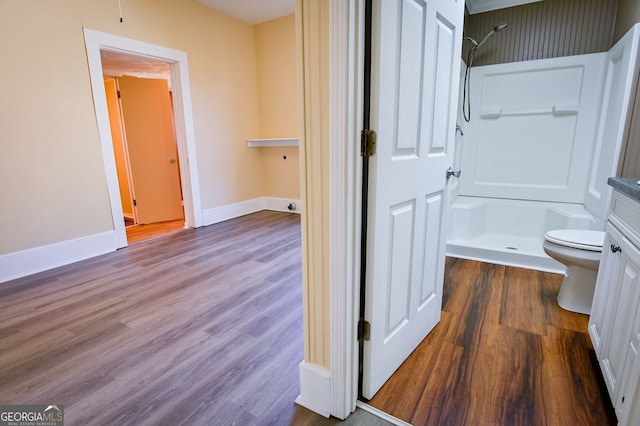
[362, 0, 464, 399]
[118, 76, 184, 225]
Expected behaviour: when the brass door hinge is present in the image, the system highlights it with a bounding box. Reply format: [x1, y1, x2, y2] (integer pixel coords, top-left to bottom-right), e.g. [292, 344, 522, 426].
[361, 129, 377, 157]
[358, 319, 371, 342]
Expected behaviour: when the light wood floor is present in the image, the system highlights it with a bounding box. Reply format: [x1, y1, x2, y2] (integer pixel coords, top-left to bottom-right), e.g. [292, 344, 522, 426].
[366, 257, 617, 425]
[0, 211, 312, 425]
[125, 218, 185, 244]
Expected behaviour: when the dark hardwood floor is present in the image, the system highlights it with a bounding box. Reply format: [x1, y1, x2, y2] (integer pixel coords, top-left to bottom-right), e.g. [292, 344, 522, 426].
[366, 257, 617, 425]
[1, 212, 616, 425]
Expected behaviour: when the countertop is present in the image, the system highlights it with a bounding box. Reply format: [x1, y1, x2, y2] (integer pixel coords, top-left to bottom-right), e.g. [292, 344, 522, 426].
[608, 177, 640, 203]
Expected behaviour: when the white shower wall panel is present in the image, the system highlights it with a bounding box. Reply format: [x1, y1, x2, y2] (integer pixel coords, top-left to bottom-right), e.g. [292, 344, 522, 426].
[459, 53, 606, 203]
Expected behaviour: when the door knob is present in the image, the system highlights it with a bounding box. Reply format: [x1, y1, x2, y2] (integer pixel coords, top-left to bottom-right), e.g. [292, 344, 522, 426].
[169, 157, 176, 164]
[446, 166, 461, 179]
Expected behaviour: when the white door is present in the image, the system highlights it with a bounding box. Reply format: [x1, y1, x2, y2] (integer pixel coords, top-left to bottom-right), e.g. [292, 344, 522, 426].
[362, 0, 464, 398]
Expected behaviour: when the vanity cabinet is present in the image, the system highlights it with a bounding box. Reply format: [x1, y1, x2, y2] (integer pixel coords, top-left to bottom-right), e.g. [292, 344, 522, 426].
[589, 190, 640, 425]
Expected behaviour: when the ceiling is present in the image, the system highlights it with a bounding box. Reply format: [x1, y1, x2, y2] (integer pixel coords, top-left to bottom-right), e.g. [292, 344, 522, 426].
[101, 50, 170, 79]
[195, 0, 295, 25]
[192, 0, 541, 22]
[99, 0, 538, 80]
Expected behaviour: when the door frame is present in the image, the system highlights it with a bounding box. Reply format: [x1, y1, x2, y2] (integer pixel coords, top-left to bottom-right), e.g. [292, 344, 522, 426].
[329, 0, 365, 418]
[84, 29, 203, 248]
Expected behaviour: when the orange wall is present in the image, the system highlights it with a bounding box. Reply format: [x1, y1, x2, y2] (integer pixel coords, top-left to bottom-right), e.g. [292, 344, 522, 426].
[104, 78, 134, 217]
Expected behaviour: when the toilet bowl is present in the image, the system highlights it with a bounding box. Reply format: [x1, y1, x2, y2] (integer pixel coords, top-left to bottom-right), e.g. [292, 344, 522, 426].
[542, 229, 605, 315]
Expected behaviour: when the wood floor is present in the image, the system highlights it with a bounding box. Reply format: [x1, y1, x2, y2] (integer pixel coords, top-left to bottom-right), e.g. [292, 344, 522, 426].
[366, 257, 617, 425]
[1, 212, 616, 425]
[0, 211, 312, 425]
[125, 218, 185, 244]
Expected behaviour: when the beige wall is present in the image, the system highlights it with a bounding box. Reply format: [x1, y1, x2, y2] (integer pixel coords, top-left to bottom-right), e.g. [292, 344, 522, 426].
[254, 15, 300, 199]
[0, 0, 264, 254]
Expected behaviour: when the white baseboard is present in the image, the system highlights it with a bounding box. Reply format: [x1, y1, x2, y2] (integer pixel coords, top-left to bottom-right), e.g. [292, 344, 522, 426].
[295, 361, 331, 418]
[202, 197, 301, 226]
[202, 198, 265, 226]
[1, 198, 302, 284]
[0, 231, 117, 284]
[263, 197, 301, 214]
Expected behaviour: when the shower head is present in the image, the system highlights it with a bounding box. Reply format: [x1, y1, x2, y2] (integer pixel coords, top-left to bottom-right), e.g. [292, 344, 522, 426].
[476, 22, 509, 47]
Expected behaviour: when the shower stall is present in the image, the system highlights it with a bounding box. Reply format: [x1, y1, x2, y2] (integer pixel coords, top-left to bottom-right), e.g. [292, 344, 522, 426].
[446, 24, 640, 272]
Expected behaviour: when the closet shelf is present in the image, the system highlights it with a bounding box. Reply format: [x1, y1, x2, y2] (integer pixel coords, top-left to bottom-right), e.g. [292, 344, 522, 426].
[247, 138, 299, 147]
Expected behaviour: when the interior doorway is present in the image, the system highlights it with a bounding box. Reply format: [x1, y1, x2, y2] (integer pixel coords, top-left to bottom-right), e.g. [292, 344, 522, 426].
[84, 29, 204, 249]
[102, 54, 186, 244]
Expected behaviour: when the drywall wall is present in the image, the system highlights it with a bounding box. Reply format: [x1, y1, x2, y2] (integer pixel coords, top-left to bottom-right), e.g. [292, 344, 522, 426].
[463, 0, 617, 66]
[0, 0, 264, 255]
[254, 15, 300, 199]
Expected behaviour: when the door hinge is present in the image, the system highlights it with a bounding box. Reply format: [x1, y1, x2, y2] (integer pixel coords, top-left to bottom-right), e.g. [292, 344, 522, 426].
[117, 90, 121, 99]
[361, 129, 377, 157]
[133, 199, 137, 207]
[358, 319, 371, 342]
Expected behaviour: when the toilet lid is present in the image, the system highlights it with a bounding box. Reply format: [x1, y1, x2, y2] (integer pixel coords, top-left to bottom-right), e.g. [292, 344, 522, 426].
[544, 229, 605, 252]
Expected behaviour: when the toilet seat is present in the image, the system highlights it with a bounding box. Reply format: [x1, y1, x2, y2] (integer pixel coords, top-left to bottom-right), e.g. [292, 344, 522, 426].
[544, 229, 605, 252]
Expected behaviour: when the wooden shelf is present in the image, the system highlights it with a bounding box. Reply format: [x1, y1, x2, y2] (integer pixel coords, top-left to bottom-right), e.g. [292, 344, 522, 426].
[247, 138, 299, 147]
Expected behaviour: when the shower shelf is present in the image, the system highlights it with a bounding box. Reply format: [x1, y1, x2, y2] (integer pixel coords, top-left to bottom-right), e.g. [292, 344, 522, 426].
[246, 138, 299, 147]
[479, 104, 579, 119]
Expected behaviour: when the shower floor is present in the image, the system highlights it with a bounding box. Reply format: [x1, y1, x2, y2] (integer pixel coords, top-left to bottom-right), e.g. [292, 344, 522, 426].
[447, 232, 564, 273]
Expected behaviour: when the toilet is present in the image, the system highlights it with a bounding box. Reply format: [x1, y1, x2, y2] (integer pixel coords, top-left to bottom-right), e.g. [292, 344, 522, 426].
[542, 229, 606, 315]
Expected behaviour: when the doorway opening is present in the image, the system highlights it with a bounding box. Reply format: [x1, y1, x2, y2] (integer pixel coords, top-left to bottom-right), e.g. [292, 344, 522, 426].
[101, 51, 185, 244]
[84, 29, 204, 249]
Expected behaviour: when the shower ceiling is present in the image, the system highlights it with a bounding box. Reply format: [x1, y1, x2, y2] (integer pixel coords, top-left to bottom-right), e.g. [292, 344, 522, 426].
[466, 0, 543, 14]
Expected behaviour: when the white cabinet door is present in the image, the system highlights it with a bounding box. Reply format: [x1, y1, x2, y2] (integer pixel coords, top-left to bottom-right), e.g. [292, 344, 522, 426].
[618, 314, 640, 425]
[590, 223, 624, 356]
[591, 222, 640, 407]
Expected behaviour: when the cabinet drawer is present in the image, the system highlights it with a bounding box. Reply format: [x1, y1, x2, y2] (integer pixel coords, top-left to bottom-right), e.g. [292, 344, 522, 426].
[611, 192, 640, 248]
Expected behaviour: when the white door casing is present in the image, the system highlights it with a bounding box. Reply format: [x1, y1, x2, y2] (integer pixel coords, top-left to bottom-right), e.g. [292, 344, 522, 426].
[84, 29, 203, 248]
[362, 0, 464, 398]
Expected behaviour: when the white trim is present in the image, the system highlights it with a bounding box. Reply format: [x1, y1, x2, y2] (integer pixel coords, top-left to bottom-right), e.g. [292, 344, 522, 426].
[246, 138, 299, 147]
[0, 232, 116, 284]
[202, 198, 265, 226]
[295, 361, 332, 418]
[355, 401, 414, 426]
[1, 198, 301, 284]
[329, 0, 364, 420]
[83, 29, 203, 250]
[465, 0, 542, 14]
[202, 197, 300, 225]
[263, 197, 302, 214]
